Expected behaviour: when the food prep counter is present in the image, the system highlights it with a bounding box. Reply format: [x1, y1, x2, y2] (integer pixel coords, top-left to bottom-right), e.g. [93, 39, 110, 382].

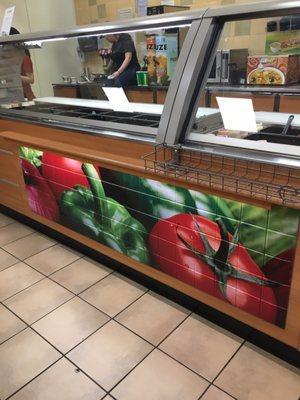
[1, 0, 300, 356]
[53, 81, 300, 114]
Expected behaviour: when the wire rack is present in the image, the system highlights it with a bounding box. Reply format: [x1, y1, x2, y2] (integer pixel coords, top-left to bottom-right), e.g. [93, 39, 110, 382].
[143, 144, 300, 208]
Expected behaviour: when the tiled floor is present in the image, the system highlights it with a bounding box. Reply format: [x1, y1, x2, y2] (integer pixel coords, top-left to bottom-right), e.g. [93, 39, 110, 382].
[0, 213, 299, 400]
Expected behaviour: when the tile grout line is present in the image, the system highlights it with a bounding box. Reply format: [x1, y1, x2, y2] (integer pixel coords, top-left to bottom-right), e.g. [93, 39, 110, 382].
[78, 287, 150, 320]
[23, 256, 83, 279]
[4, 355, 65, 400]
[62, 291, 151, 356]
[6, 287, 194, 398]
[1, 244, 116, 306]
[1, 260, 148, 347]
[0, 324, 28, 347]
[0, 275, 46, 303]
[1, 226, 247, 399]
[198, 340, 247, 400]
[1, 251, 93, 304]
[0, 259, 21, 274]
[0, 300, 110, 398]
[0, 219, 16, 229]
[0, 229, 41, 249]
[74, 267, 146, 297]
[1, 241, 59, 266]
[2, 276, 240, 400]
[0, 242, 83, 275]
[44, 269, 115, 300]
[105, 311, 194, 397]
[2, 264, 218, 399]
[1, 280, 245, 400]
[211, 339, 246, 385]
[1, 279, 78, 324]
[0, 274, 153, 395]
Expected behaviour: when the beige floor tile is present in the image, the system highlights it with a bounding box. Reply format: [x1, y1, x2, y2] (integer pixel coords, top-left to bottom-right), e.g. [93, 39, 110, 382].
[60, 244, 83, 258]
[0, 328, 60, 399]
[0, 262, 43, 301]
[0, 304, 26, 344]
[215, 343, 300, 400]
[25, 244, 81, 275]
[3, 232, 56, 260]
[10, 358, 105, 400]
[159, 314, 242, 381]
[116, 292, 189, 345]
[0, 222, 33, 246]
[51, 257, 112, 294]
[201, 386, 235, 400]
[4, 278, 73, 324]
[0, 213, 14, 228]
[80, 273, 146, 317]
[0, 248, 18, 272]
[68, 320, 153, 390]
[33, 297, 109, 353]
[112, 349, 208, 400]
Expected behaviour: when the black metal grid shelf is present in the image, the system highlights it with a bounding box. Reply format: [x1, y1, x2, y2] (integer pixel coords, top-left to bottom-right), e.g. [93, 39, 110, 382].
[143, 144, 300, 208]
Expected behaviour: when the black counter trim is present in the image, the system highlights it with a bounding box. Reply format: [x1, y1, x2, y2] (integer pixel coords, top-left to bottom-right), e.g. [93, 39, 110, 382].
[52, 83, 300, 94]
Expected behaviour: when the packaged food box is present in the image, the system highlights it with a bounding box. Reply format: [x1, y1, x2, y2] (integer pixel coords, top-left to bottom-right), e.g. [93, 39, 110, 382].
[247, 55, 300, 85]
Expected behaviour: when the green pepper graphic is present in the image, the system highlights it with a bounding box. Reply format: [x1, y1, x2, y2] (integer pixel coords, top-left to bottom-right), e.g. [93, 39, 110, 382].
[101, 169, 197, 231]
[60, 163, 150, 264]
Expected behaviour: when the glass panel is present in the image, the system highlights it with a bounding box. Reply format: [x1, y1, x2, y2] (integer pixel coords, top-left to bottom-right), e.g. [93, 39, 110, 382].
[189, 14, 300, 155]
[1, 25, 190, 130]
[0, 45, 24, 103]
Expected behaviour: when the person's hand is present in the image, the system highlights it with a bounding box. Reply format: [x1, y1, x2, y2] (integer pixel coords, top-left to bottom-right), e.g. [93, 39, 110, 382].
[110, 71, 120, 79]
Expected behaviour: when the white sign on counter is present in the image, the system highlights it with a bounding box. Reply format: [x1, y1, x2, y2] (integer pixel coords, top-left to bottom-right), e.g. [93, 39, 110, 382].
[1, 6, 15, 36]
[103, 87, 134, 113]
[216, 97, 258, 133]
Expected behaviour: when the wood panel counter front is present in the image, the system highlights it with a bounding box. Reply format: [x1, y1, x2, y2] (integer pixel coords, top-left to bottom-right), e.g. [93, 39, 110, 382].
[0, 118, 299, 350]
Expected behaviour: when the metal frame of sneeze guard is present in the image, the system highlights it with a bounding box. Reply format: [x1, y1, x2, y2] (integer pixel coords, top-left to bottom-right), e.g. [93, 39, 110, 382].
[159, 0, 300, 148]
[0, 8, 206, 141]
[0, 0, 300, 162]
[0, 9, 206, 45]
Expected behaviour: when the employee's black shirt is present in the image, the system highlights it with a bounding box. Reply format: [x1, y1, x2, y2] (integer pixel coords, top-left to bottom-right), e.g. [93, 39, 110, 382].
[110, 33, 140, 71]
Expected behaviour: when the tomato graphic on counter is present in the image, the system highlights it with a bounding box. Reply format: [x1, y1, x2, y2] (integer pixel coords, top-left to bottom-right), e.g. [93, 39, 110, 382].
[262, 249, 295, 326]
[149, 214, 278, 323]
[42, 152, 89, 201]
[19, 145, 298, 328]
[21, 158, 59, 222]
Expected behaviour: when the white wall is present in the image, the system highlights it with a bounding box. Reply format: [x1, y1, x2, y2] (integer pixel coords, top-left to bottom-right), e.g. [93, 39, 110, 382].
[0, 0, 81, 97]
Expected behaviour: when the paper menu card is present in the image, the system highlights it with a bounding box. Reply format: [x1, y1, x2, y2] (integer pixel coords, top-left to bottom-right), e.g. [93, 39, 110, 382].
[103, 87, 134, 113]
[1, 6, 15, 36]
[216, 97, 258, 133]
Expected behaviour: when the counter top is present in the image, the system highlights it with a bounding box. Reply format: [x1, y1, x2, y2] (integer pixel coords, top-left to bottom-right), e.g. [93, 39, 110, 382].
[52, 82, 169, 91]
[34, 96, 217, 119]
[206, 84, 300, 95]
[34, 97, 300, 126]
[35, 96, 165, 115]
[53, 82, 79, 87]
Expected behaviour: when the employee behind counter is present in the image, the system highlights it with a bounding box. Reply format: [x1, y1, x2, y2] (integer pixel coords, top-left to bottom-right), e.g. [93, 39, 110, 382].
[105, 33, 140, 87]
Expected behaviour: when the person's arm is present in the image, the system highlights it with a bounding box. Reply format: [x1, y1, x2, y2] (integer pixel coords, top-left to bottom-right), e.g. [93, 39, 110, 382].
[21, 73, 34, 84]
[111, 52, 132, 78]
[21, 56, 34, 84]
[106, 60, 113, 74]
